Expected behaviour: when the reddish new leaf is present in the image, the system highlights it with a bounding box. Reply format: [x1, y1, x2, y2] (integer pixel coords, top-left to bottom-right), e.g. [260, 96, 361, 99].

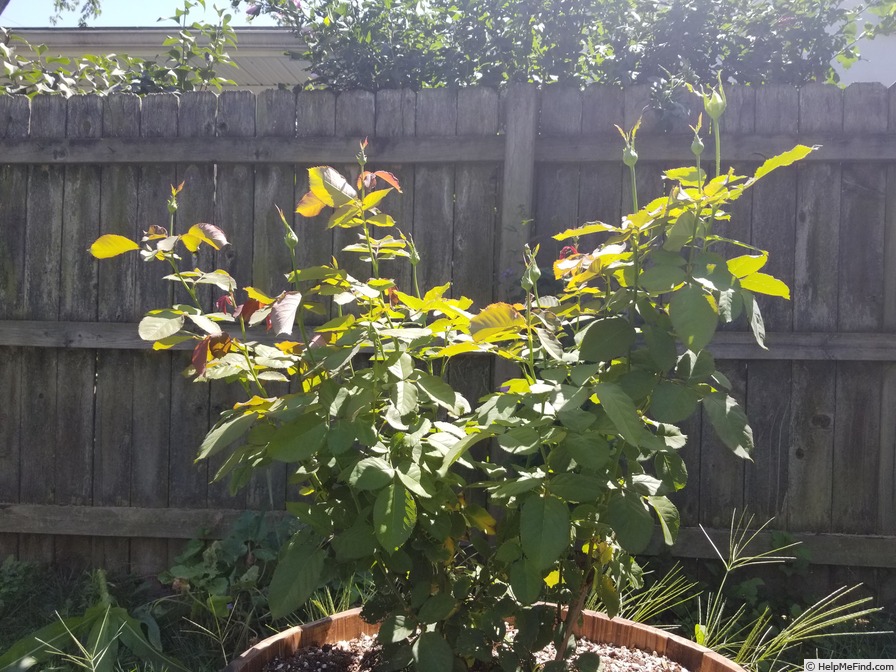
[216, 295, 234, 314]
[234, 298, 262, 323]
[374, 171, 402, 193]
[192, 336, 211, 376]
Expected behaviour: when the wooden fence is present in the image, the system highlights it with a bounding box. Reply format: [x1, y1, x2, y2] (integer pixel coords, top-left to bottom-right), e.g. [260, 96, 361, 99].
[1, 84, 895, 598]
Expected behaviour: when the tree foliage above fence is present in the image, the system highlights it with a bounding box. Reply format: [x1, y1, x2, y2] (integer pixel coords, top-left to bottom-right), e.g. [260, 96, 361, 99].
[248, 0, 896, 94]
[18, 0, 896, 98]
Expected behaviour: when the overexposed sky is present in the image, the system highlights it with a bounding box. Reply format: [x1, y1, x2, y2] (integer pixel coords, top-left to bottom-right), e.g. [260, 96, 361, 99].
[1, 0, 277, 27]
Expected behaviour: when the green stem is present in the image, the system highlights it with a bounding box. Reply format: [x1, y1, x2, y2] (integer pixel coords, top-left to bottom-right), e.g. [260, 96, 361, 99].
[714, 120, 721, 179]
[525, 290, 536, 382]
[239, 340, 268, 397]
[412, 263, 421, 300]
[165, 256, 201, 309]
[629, 164, 639, 213]
[364, 220, 379, 279]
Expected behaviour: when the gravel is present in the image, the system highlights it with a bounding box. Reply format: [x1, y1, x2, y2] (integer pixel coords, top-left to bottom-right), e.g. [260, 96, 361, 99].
[262, 632, 690, 672]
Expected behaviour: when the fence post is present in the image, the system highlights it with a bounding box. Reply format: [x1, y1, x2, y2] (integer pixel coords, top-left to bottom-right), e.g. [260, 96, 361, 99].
[497, 84, 538, 301]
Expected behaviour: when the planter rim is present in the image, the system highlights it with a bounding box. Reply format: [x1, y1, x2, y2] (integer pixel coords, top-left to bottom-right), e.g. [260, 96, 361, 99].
[222, 607, 744, 672]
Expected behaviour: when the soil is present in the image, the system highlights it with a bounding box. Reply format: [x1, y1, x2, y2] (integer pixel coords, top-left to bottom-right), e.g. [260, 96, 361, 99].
[262, 632, 690, 672]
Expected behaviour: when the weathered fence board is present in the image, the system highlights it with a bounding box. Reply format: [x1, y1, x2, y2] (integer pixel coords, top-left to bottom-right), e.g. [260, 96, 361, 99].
[0, 95, 28, 561]
[1, 85, 895, 596]
[130, 92, 179, 576]
[94, 93, 140, 572]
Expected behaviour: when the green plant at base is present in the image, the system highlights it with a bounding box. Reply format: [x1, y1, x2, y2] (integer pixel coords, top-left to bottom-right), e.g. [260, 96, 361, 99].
[0, 570, 188, 672]
[586, 562, 700, 627]
[692, 513, 886, 672]
[90, 82, 812, 671]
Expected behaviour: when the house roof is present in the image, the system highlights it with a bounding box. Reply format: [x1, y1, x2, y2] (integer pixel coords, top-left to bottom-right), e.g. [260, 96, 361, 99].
[13, 26, 311, 92]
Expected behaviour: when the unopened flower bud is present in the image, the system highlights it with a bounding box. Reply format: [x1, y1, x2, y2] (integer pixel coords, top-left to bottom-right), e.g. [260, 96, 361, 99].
[283, 223, 299, 251]
[691, 134, 704, 157]
[623, 145, 638, 168]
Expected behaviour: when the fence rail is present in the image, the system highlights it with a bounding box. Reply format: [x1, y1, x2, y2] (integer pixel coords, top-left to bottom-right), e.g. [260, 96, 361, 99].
[1, 84, 894, 596]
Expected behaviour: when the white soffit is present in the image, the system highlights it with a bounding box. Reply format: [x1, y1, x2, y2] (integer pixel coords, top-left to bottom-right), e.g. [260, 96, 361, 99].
[12, 26, 311, 90]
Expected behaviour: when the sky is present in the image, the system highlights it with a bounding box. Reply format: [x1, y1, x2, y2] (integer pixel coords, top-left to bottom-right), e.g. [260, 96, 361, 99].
[0, 0, 277, 28]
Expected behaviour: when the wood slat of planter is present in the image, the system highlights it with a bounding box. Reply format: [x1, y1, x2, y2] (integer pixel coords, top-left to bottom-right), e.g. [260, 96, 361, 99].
[222, 608, 743, 672]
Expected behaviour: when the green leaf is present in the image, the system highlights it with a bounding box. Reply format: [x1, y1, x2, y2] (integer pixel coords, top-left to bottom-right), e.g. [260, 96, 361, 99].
[576, 652, 602, 672]
[676, 349, 716, 382]
[669, 286, 717, 352]
[269, 534, 326, 619]
[664, 166, 705, 186]
[751, 145, 817, 183]
[640, 264, 687, 293]
[647, 496, 680, 545]
[327, 420, 356, 454]
[703, 392, 753, 459]
[118, 612, 191, 672]
[89, 233, 139, 258]
[392, 380, 418, 416]
[739, 272, 790, 299]
[267, 416, 328, 462]
[412, 632, 453, 672]
[520, 495, 569, 570]
[535, 327, 564, 361]
[563, 432, 610, 471]
[497, 427, 542, 455]
[350, 456, 394, 490]
[396, 461, 433, 499]
[138, 313, 185, 341]
[416, 374, 464, 414]
[374, 482, 417, 552]
[378, 614, 416, 644]
[509, 559, 542, 604]
[579, 317, 635, 362]
[649, 382, 699, 423]
[548, 473, 604, 503]
[643, 325, 677, 371]
[86, 608, 118, 672]
[332, 522, 377, 561]
[593, 383, 654, 448]
[656, 453, 688, 491]
[438, 430, 497, 477]
[0, 613, 92, 669]
[606, 493, 654, 554]
[197, 412, 255, 460]
[362, 188, 393, 209]
[742, 291, 767, 348]
[664, 210, 698, 252]
[418, 594, 457, 624]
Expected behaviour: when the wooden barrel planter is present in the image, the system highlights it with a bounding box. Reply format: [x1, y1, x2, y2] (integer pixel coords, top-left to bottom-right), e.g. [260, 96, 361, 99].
[222, 607, 744, 672]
